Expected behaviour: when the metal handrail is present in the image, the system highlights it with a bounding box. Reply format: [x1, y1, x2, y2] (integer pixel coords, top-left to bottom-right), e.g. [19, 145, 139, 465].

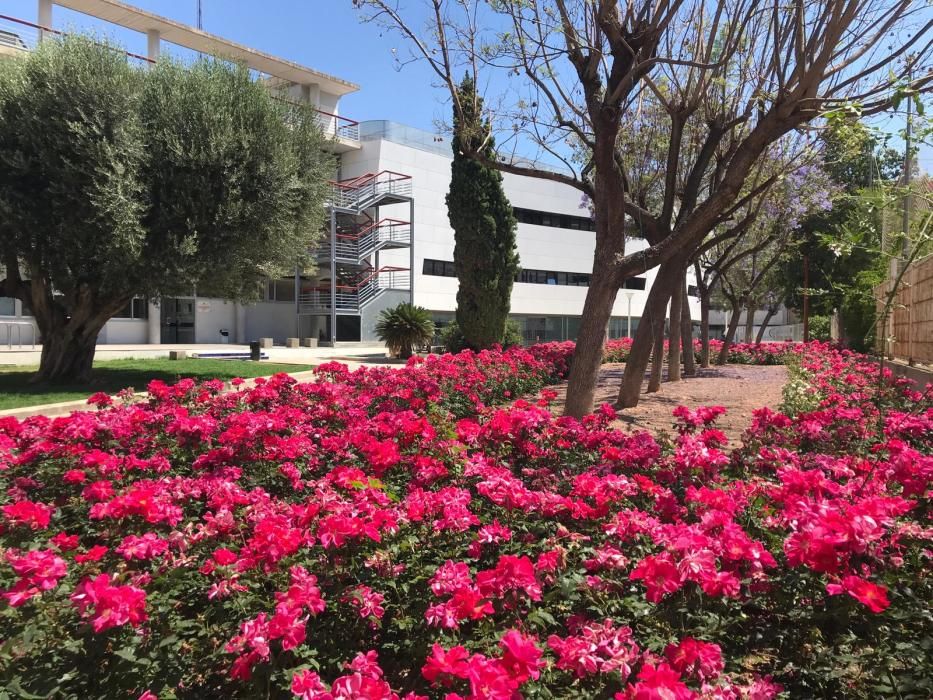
[1, 320, 37, 350]
[328, 171, 413, 210]
[297, 267, 411, 313]
[329, 219, 412, 260]
[0, 15, 358, 142]
[0, 14, 154, 63]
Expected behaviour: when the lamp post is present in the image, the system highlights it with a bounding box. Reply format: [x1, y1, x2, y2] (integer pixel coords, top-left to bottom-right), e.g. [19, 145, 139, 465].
[623, 291, 635, 338]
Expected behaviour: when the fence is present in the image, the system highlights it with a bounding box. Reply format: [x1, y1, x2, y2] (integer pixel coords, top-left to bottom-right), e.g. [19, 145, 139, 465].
[875, 253, 933, 365]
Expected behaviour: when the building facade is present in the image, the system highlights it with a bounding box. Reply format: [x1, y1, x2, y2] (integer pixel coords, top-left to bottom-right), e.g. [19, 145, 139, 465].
[1, 0, 700, 347]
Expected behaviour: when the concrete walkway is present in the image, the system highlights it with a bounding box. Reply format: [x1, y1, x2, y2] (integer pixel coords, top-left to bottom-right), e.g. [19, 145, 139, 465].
[0, 342, 390, 367]
[0, 343, 404, 420]
[0, 355, 405, 421]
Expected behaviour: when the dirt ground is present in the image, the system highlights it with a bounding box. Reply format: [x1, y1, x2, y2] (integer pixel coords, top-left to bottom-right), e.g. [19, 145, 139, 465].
[545, 363, 788, 445]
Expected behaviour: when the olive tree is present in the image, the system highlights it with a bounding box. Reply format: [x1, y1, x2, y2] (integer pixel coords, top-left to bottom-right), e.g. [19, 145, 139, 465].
[0, 35, 331, 383]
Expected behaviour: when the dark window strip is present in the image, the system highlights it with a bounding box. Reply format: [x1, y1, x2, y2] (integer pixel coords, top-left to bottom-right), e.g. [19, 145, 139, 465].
[422, 259, 647, 290]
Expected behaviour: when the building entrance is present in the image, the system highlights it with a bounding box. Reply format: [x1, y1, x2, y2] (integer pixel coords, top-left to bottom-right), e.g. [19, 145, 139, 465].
[160, 298, 196, 343]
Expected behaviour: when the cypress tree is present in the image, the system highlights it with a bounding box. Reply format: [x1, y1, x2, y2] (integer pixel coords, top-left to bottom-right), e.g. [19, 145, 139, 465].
[446, 75, 519, 349]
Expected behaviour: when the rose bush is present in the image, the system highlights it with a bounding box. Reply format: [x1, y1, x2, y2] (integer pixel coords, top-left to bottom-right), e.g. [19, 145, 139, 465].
[0, 342, 929, 699]
[601, 338, 794, 365]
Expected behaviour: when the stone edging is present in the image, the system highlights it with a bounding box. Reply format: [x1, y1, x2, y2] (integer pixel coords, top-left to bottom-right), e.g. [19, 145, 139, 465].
[0, 369, 324, 421]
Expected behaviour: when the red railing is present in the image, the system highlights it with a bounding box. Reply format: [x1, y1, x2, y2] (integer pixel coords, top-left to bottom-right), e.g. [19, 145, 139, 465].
[329, 171, 413, 209]
[305, 266, 410, 292]
[335, 218, 410, 241]
[0, 14, 154, 63]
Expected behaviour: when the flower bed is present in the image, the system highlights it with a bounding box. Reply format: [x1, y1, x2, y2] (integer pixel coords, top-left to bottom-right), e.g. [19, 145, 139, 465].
[600, 338, 796, 365]
[0, 344, 929, 699]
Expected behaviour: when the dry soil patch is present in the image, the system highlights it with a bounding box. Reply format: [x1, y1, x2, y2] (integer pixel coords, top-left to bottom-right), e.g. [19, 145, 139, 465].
[545, 363, 788, 445]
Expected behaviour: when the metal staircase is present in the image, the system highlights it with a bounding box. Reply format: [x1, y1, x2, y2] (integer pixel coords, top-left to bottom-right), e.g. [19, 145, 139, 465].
[325, 218, 412, 264]
[300, 170, 414, 342]
[329, 171, 413, 211]
[298, 267, 411, 313]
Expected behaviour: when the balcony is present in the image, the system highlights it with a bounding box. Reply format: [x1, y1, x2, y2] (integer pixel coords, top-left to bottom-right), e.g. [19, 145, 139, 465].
[314, 109, 360, 152]
[0, 15, 361, 152]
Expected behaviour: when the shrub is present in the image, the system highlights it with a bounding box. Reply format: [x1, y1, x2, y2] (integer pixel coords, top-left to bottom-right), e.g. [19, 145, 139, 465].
[809, 315, 832, 341]
[2, 343, 925, 698]
[375, 303, 435, 358]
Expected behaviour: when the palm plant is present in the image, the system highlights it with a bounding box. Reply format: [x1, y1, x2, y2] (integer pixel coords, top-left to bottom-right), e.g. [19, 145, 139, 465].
[375, 303, 435, 359]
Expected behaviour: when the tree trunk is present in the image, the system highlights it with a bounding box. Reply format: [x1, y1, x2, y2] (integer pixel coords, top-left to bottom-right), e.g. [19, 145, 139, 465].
[754, 306, 778, 343]
[29, 281, 126, 384]
[34, 328, 101, 384]
[743, 302, 756, 343]
[699, 292, 711, 368]
[667, 280, 684, 382]
[646, 320, 665, 393]
[681, 278, 696, 376]
[563, 273, 620, 417]
[716, 299, 744, 365]
[616, 259, 680, 408]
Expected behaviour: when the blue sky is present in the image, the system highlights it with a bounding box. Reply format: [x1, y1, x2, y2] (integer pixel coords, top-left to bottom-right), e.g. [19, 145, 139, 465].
[3, 0, 930, 172]
[4, 0, 452, 132]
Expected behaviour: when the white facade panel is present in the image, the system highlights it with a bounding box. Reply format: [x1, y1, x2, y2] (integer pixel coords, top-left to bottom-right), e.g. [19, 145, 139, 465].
[346, 122, 700, 325]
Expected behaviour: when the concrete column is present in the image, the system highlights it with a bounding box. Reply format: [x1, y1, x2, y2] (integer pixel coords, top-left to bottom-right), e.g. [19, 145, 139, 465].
[37, 0, 52, 41]
[329, 211, 337, 344]
[409, 198, 415, 305]
[146, 29, 161, 61]
[234, 303, 246, 344]
[147, 301, 160, 344]
[301, 83, 320, 107]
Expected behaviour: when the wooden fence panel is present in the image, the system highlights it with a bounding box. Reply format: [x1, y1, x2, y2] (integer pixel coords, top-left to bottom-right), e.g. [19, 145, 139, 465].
[876, 254, 933, 365]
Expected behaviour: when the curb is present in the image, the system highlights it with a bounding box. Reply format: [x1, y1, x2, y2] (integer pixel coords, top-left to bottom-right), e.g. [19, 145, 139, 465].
[0, 368, 330, 421]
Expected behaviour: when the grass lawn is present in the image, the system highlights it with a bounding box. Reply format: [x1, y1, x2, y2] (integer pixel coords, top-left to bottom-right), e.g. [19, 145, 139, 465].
[0, 358, 315, 411]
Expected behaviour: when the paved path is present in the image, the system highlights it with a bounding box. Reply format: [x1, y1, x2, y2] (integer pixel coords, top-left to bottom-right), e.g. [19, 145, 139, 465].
[0, 343, 389, 367]
[545, 363, 788, 446]
[0, 359, 385, 421]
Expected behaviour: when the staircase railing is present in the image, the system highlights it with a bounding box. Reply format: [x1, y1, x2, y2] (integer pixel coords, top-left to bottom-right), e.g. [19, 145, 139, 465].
[329, 171, 413, 210]
[298, 266, 410, 314]
[331, 218, 411, 260]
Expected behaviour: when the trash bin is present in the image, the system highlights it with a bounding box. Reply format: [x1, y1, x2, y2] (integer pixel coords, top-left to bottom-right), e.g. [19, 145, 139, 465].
[249, 341, 261, 361]
[219, 329, 230, 344]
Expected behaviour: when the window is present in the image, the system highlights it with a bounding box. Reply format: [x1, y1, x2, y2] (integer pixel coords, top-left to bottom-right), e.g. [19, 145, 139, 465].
[687, 285, 699, 298]
[422, 259, 457, 278]
[513, 207, 597, 232]
[265, 278, 296, 302]
[623, 277, 647, 290]
[113, 298, 149, 319]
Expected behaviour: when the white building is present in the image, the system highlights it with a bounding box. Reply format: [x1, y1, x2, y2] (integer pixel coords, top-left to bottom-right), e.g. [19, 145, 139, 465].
[0, 0, 700, 347]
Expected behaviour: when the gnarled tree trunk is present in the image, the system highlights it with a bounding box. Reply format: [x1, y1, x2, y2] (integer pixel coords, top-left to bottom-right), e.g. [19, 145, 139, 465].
[667, 280, 684, 382]
[28, 280, 129, 384]
[681, 278, 696, 376]
[698, 291, 711, 368]
[646, 316, 665, 393]
[743, 302, 756, 343]
[564, 269, 621, 418]
[617, 258, 681, 408]
[754, 305, 779, 343]
[716, 297, 744, 365]
[563, 127, 629, 419]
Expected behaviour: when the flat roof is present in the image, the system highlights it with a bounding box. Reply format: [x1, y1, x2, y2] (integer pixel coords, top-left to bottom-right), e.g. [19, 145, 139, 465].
[54, 0, 359, 95]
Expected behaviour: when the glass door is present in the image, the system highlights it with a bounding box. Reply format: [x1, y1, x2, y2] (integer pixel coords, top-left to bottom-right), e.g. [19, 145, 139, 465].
[160, 298, 196, 343]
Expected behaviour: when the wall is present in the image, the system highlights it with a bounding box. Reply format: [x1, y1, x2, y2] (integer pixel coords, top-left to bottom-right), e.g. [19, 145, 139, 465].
[193, 298, 237, 344]
[243, 302, 298, 345]
[875, 254, 933, 365]
[360, 289, 412, 343]
[343, 123, 702, 328]
[96, 319, 147, 344]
